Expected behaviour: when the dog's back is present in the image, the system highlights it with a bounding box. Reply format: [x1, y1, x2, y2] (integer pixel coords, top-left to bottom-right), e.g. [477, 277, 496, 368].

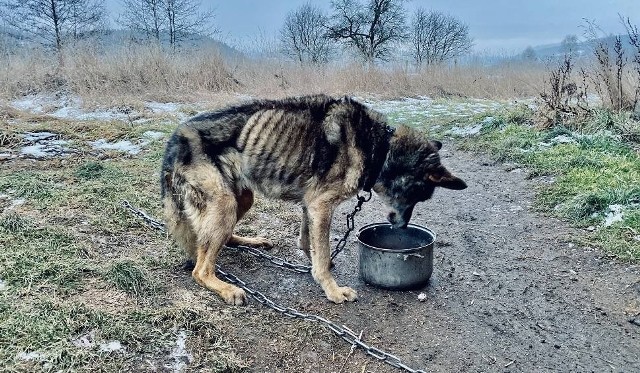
[162, 94, 391, 202]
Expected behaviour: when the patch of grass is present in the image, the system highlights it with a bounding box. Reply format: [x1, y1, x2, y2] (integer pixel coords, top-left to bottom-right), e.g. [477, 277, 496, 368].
[74, 161, 105, 180]
[498, 103, 534, 125]
[0, 297, 245, 372]
[454, 104, 640, 259]
[0, 224, 89, 292]
[104, 261, 153, 296]
[0, 171, 59, 205]
[0, 212, 30, 232]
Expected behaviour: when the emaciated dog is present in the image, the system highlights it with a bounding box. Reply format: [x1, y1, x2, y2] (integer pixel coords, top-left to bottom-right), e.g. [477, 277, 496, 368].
[161, 94, 466, 305]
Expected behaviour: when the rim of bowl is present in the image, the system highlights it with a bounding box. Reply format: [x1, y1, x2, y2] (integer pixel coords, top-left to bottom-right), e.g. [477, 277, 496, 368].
[356, 222, 436, 253]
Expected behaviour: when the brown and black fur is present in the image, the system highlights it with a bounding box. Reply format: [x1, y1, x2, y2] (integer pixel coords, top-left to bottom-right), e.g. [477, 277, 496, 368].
[161, 94, 466, 305]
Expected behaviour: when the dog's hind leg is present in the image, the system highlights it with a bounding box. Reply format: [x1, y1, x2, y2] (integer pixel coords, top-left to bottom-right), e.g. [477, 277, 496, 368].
[227, 188, 273, 249]
[185, 170, 247, 305]
[305, 194, 358, 304]
[163, 195, 198, 269]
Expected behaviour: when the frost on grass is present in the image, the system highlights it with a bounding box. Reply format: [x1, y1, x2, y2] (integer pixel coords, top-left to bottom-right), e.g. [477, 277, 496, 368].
[99, 341, 124, 353]
[145, 102, 182, 114]
[142, 131, 166, 140]
[447, 123, 483, 137]
[0, 278, 6, 291]
[166, 330, 193, 373]
[603, 205, 624, 227]
[10, 95, 129, 121]
[10, 94, 191, 122]
[368, 97, 507, 117]
[17, 351, 45, 361]
[20, 132, 71, 158]
[89, 139, 142, 155]
[72, 331, 124, 353]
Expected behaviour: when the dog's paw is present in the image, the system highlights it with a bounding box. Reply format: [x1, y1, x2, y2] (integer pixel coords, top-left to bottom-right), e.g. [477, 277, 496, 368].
[327, 286, 358, 304]
[219, 286, 247, 306]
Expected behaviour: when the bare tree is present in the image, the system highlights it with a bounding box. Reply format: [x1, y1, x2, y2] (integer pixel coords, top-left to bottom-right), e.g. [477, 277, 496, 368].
[119, 0, 165, 42]
[410, 9, 473, 66]
[279, 2, 333, 64]
[328, 0, 407, 63]
[164, 0, 214, 48]
[0, 0, 104, 52]
[119, 0, 214, 47]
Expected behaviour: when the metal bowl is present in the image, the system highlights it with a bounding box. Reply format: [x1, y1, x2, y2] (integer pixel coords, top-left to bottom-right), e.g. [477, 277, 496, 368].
[357, 223, 435, 290]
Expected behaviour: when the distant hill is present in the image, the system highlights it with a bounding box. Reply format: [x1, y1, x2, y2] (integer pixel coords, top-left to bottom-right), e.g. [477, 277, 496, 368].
[0, 27, 245, 61]
[531, 34, 636, 60]
[96, 29, 245, 60]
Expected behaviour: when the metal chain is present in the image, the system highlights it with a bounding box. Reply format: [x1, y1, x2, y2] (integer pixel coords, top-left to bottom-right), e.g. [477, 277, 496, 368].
[331, 191, 372, 261]
[227, 244, 311, 273]
[216, 265, 426, 373]
[122, 199, 426, 373]
[122, 200, 166, 231]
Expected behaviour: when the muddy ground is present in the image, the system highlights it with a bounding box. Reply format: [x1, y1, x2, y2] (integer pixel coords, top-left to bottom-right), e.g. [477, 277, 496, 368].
[195, 146, 640, 373]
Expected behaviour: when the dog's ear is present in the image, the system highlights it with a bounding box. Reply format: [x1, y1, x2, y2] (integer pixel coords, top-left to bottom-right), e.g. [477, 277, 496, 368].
[430, 140, 442, 150]
[428, 170, 467, 190]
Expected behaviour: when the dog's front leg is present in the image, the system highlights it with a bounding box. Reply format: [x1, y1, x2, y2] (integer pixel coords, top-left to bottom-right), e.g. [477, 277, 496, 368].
[306, 196, 358, 303]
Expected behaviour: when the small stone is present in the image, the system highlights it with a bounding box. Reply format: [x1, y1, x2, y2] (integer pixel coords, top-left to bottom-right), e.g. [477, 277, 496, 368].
[417, 293, 427, 302]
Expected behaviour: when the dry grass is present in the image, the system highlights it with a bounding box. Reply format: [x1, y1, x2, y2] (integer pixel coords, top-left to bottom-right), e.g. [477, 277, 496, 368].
[0, 43, 546, 106]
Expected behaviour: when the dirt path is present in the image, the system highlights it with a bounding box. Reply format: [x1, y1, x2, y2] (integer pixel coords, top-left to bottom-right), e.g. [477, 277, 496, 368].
[202, 147, 639, 373]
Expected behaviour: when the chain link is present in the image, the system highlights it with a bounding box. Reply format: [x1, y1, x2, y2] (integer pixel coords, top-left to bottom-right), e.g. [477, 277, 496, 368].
[331, 191, 372, 261]
[122, 199, 426, 373]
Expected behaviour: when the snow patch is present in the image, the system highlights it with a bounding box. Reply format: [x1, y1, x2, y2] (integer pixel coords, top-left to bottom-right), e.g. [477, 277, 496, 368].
[17, 351, 44, 361]
[447, 123, 483, 136]
[145, 102, 182, 113]
[23, 132, 57, 142]
[142, 131, 165, 140]
[0, 279, 6, 291]
[167, 330, 193, 372]
[603, 204, 624, 227]
[8, 198, 25, 210]
[11, 95, 129, 121]
[72, 331, 96, 349]
[99, 341, 124, 353]
[89, 139, 142, 155]
[50, 106, 129, 121]
[10, 95, 53, 113]
[20, 132, 71, 158]
[550, 134, 576, 144]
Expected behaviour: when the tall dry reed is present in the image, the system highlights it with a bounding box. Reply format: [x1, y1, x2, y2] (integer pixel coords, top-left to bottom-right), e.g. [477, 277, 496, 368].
[0, 43, 547, 107]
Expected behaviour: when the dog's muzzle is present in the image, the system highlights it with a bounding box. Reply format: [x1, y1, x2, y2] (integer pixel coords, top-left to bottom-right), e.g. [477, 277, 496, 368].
[387, 211, 408, 229]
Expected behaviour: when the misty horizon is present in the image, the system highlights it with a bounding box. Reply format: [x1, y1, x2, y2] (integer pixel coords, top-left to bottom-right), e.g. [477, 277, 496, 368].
[104, 0, 640, 54]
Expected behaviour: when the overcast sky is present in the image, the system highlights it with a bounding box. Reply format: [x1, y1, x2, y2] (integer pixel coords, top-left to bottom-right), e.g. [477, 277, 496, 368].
[107, 0, 640, 54]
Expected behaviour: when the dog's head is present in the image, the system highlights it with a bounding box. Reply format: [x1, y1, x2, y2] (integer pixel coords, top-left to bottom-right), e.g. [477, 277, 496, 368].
[373, 126, 467, 228]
